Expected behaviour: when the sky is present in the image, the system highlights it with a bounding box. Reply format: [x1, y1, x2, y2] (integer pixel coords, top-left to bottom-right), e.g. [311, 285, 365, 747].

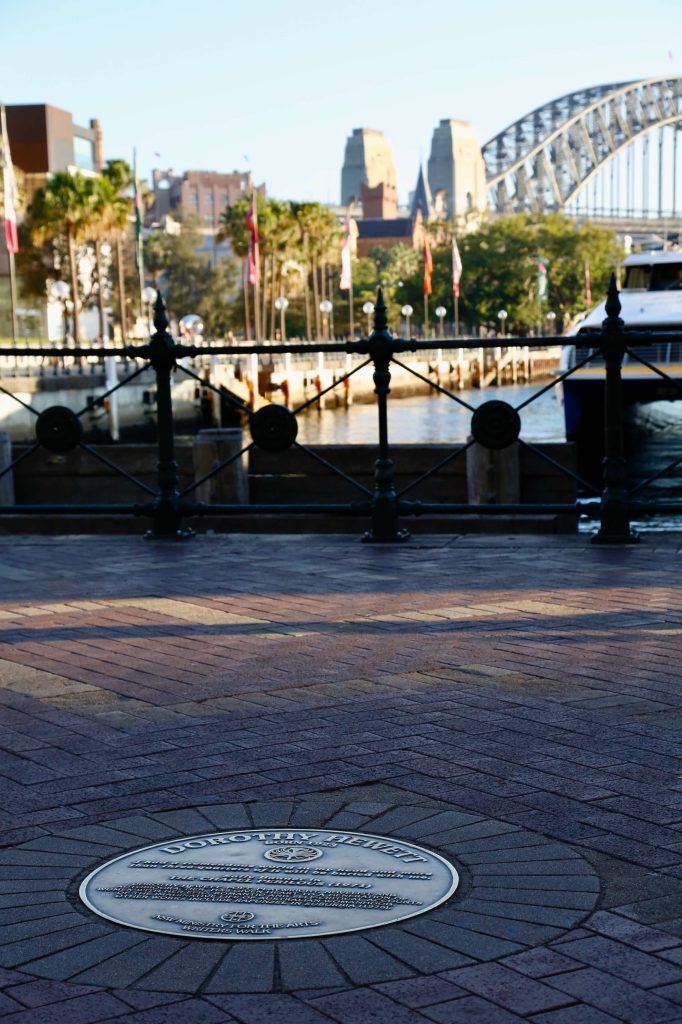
[3, 0, 682, 204]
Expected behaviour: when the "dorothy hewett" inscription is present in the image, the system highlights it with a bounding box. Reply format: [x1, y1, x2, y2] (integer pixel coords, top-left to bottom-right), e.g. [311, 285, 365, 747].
[79, 828, 460, 941]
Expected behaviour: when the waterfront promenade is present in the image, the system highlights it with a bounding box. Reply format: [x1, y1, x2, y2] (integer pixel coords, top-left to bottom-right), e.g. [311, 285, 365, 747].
[3, 532, 682, 1021]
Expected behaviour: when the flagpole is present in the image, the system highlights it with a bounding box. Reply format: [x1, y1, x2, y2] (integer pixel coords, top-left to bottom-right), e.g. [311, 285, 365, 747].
[454, 293, 459, 337]
[1, 105, 18, 346]
[133, 148, 144, 321]
[8, 251, 17, 346]
[424, 294, 429, 337]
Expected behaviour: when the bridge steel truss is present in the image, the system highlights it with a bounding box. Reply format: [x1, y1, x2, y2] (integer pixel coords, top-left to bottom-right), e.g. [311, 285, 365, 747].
[483, 76, 682, 215]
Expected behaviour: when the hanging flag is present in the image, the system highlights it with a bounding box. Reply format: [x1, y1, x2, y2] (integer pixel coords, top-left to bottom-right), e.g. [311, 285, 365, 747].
[452, 237, 462, 298]
[1, 107, 19, 255]
[537, 258, 548, 300]
[340, 214, 352, 290]
[245, 192, 260, 286]
[423, 237, 433, 296]
[584, 260, 592, 307]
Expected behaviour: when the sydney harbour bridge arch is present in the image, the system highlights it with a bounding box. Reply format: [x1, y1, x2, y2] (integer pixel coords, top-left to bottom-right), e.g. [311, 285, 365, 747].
[483, 76, 682, 227]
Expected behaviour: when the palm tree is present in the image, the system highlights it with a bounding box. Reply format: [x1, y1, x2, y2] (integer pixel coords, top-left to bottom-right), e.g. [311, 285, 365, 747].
[218, 196, 256, 338]
[90, 175, 129, 340]
[291, 203, 341, 339]
[102, 160, 134, 341]
[29, 171, 96, 344]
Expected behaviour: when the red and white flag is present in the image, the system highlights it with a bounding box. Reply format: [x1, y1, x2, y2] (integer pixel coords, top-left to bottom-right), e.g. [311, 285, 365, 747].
[452, 237, 462, 299]
[245, 192, 260, 286]
[1, 107, 19, 255]
[340, 214, 352, 290]
[423, 237, 433, 296]
[584, 260, 592, 307]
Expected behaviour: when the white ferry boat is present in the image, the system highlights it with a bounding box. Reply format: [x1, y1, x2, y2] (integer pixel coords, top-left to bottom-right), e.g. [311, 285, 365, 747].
[563, 251, 682, 447]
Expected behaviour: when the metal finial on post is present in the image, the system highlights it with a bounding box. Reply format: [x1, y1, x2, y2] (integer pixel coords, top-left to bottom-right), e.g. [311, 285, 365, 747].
[604, 273, 622, 325]
[373, 288, 388, 335]
[153, 290, 169, 334]
[593, 275, 636, 545]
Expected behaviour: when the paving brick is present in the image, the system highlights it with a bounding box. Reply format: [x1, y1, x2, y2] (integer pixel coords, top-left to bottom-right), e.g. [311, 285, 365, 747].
[440, 964, 573, 1015]
[201, 943, 275, 993]
[308, 988, 431, 1023]
[277, 939, 347, 991]
[499, 948, 585, 978]
[25, 931, 147, 980]
[368, 929, 474, 973]
[4, 978, 102, 1009]
[552, 935, 682, 987]
[545, 966, 682, 1023]
[529, 1007, 623, 1023]
[207, 993, 332, 1022]
[321, 935, 413, 985]
[105, 999, 230, 1023]
[585, 910, 682, 951]
[0, 991, 131, 1024]
[420, 994, 527, 1022]
[372, 975, 466, 1008]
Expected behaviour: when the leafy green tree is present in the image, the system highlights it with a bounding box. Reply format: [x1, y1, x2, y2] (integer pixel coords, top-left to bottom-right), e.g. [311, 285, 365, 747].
[156, 217, 238, 336]
[396, 214, 622, 335]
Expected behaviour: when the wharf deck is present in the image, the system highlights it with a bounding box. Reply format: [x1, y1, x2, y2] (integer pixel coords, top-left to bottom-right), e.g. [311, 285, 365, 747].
[1, 533, 682, 1021]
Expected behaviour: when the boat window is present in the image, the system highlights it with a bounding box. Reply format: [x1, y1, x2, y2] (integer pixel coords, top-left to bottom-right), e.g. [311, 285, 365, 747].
[622, 263, 682, 290]
[622, 265, 652, 289]
[650, 263, 682, 290]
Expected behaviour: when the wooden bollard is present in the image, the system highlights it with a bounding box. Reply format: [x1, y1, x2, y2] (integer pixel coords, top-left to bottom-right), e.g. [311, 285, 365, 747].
[0, 432, 14, 505]
[466, 439, 520, 505]
[193, 428, 248, 504]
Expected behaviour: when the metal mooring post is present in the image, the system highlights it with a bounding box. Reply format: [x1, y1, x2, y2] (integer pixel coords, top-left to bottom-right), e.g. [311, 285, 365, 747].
[592, 275, 637, 544]
[140, 293, 194, 539]
[363, 289, 410, 542]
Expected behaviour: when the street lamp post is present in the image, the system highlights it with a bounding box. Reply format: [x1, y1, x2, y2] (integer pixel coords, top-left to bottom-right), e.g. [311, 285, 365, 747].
[362, 301, 374, 336]
[274, 295, 289, 341]
[497, 309, 508, 337]
[319, 299, 333, 340]
[546, 310, 557, 336]
[50, 280, 71, 352]
[401, 304, 414, 337]
[179, 314, 204, 355]
[435, 305, 447, 339]
[142, 286, 157, 337]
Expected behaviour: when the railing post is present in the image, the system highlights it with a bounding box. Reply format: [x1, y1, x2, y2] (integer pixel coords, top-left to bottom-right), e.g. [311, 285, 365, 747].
[146, 292, 193, 539]
[593, 274, 637, 544]
[363, 289, 409, 543]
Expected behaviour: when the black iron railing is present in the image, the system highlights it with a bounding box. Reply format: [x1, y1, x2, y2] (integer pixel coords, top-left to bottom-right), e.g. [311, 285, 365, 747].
[1, 278, 682, 543]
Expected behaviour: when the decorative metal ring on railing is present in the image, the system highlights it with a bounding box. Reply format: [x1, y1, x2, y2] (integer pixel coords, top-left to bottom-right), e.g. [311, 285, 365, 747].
[470, 400, 521, 450]
[35, 406, 83, 453]
[249, 405, 298, 452]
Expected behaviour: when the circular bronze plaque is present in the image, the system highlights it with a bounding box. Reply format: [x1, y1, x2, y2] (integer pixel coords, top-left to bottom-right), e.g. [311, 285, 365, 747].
[79, 828, 460, 940]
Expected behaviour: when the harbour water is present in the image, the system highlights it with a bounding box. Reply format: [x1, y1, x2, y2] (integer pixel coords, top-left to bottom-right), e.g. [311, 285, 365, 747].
[294, 383, 682, 530]
[295, 383, 565, 446]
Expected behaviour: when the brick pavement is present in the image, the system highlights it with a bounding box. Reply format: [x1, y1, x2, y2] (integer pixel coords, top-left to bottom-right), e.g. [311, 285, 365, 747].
[2, 534, 682, 1020]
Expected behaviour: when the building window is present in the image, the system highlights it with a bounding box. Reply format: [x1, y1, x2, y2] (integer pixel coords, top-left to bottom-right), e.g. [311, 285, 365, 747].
[73, 136, 95, 172]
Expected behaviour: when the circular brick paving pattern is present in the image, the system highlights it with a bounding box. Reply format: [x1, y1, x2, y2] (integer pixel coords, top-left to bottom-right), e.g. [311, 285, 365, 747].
[0, 796, 600, 994]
